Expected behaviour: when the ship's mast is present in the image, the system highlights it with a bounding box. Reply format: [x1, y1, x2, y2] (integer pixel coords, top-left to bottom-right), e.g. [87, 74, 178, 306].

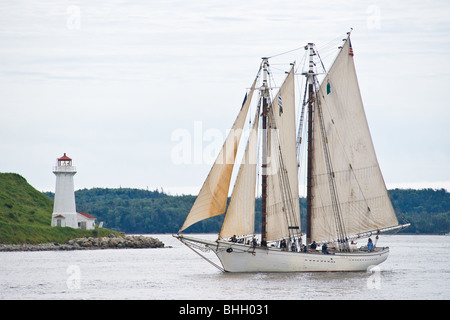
[306, 43, 315, 245]
[260, 57, 270, 247]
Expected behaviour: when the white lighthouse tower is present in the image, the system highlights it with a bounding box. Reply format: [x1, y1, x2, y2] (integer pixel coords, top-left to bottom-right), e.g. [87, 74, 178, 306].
[51, 153, 78, 228]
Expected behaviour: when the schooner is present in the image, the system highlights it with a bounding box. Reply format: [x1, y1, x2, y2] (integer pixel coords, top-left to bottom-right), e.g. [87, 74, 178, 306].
[174, 31, 410, 272]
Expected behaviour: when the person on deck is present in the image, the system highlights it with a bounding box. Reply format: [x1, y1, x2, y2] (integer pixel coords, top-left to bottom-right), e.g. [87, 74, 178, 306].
[280, 239, 287, 250]
[291, 241, 297, 252]
[367, 238, 374, 252]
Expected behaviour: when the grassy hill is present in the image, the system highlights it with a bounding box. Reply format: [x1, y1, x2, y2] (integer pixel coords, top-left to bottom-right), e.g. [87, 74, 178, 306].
[0, 172, 115, 244]
[0, 173, 53, 226]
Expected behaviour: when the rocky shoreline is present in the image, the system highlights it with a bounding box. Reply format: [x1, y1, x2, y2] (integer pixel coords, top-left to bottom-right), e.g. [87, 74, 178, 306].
[0, 234, 165, 252]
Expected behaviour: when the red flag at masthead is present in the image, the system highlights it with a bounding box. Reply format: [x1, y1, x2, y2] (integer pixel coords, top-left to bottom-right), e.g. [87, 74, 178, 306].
[349, 38, 354, 56]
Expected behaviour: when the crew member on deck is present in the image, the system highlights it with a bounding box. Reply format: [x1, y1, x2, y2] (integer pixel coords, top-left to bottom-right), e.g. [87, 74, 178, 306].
[367, 238, 374, 252]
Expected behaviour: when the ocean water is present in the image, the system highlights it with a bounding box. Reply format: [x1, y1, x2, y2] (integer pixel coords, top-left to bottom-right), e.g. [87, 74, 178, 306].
[0, 234, 448, 300]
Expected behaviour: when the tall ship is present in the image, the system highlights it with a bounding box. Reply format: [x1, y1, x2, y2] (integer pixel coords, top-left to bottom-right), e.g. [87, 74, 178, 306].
[174, 31, 410, 272]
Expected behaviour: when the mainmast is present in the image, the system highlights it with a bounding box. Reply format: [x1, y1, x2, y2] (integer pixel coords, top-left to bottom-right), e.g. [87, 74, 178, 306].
[260, 57, 270, 247]
[306, 43, 315, 246]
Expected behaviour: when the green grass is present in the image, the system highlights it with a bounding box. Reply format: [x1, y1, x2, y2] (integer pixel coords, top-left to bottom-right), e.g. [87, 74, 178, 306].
[0, 222, 118, 244]
[0, 173, 53, 226]
[0, 172, 119, 244]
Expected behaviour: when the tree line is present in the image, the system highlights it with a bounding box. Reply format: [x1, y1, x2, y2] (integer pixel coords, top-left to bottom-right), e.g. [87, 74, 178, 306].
[44, 188, 449, 235]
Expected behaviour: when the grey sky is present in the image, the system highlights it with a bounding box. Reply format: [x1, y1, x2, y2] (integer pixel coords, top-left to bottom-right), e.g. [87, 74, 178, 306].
[1, 0, 449, 195]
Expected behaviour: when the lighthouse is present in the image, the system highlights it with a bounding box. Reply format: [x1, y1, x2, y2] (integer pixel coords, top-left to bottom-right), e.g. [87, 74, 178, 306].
[51, 153, 78, 228]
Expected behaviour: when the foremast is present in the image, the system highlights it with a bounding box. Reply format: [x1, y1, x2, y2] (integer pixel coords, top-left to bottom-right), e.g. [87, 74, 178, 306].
[260, 57, 300, 246]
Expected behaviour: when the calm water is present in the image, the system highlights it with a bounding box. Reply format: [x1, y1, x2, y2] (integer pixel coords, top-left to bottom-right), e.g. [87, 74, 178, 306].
[0, 234, 448, 300]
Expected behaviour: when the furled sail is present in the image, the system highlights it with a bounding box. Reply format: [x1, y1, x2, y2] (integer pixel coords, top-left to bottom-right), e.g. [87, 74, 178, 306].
[178, 73, 259, 233]
[266, 67, 301, 241]
[310, 37, 399, 243]
[218, 108, 260, 239]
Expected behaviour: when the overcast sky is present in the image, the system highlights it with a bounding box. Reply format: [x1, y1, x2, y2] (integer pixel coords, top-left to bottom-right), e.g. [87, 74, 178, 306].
[1, 0, 449, 195]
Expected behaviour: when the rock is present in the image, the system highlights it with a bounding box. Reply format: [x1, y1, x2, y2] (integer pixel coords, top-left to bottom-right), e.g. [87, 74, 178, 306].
[0, 234, 165, 252]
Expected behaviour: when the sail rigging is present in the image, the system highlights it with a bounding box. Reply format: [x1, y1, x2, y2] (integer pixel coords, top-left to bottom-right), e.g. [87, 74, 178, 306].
[218, 106, 259, 239]
[179, 61, 301, 243]
[266, 66, 301, 241]
[178, 32, 408, 256]
[178, 70, 260, 233]
[310, 35, 399, 244]
[175, 32, 411, 273]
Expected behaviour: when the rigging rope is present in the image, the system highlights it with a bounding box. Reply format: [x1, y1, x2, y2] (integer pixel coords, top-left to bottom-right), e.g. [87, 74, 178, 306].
[181, 239, 225, 272]
[268, 45, 305, 59]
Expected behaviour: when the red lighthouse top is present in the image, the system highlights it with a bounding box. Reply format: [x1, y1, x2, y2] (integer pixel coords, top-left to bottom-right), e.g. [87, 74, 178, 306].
[58, 153, 72, 161]
[57, 153, 73, 167]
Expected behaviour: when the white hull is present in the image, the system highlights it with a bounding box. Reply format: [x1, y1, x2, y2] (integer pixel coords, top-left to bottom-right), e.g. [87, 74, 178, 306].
[177, 235, 389, 272]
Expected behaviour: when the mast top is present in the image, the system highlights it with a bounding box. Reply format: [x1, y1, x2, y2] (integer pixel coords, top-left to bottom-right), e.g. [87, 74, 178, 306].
[261, 58, 270, 93]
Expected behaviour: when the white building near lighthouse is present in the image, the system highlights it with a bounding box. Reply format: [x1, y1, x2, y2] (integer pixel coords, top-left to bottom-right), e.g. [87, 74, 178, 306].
[51, 153, 96, 229]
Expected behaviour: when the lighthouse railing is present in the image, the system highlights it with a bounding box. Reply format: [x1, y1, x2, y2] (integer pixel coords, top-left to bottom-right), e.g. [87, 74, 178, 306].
[53, 166, 77, 173]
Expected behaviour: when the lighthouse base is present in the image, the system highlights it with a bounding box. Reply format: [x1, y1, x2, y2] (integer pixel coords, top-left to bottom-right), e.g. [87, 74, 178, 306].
[51, 212, 78, 228]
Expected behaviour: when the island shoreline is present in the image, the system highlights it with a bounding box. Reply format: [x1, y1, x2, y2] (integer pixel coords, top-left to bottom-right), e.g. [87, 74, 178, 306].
[0, 234, 165, 252]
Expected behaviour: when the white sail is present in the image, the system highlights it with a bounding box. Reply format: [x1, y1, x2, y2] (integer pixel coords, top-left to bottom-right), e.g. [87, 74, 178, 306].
[219, 108, 259, 239]
[311, 37, 399, 243]
[179, 74, 259, 232]
[266, 67, 301, 241]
